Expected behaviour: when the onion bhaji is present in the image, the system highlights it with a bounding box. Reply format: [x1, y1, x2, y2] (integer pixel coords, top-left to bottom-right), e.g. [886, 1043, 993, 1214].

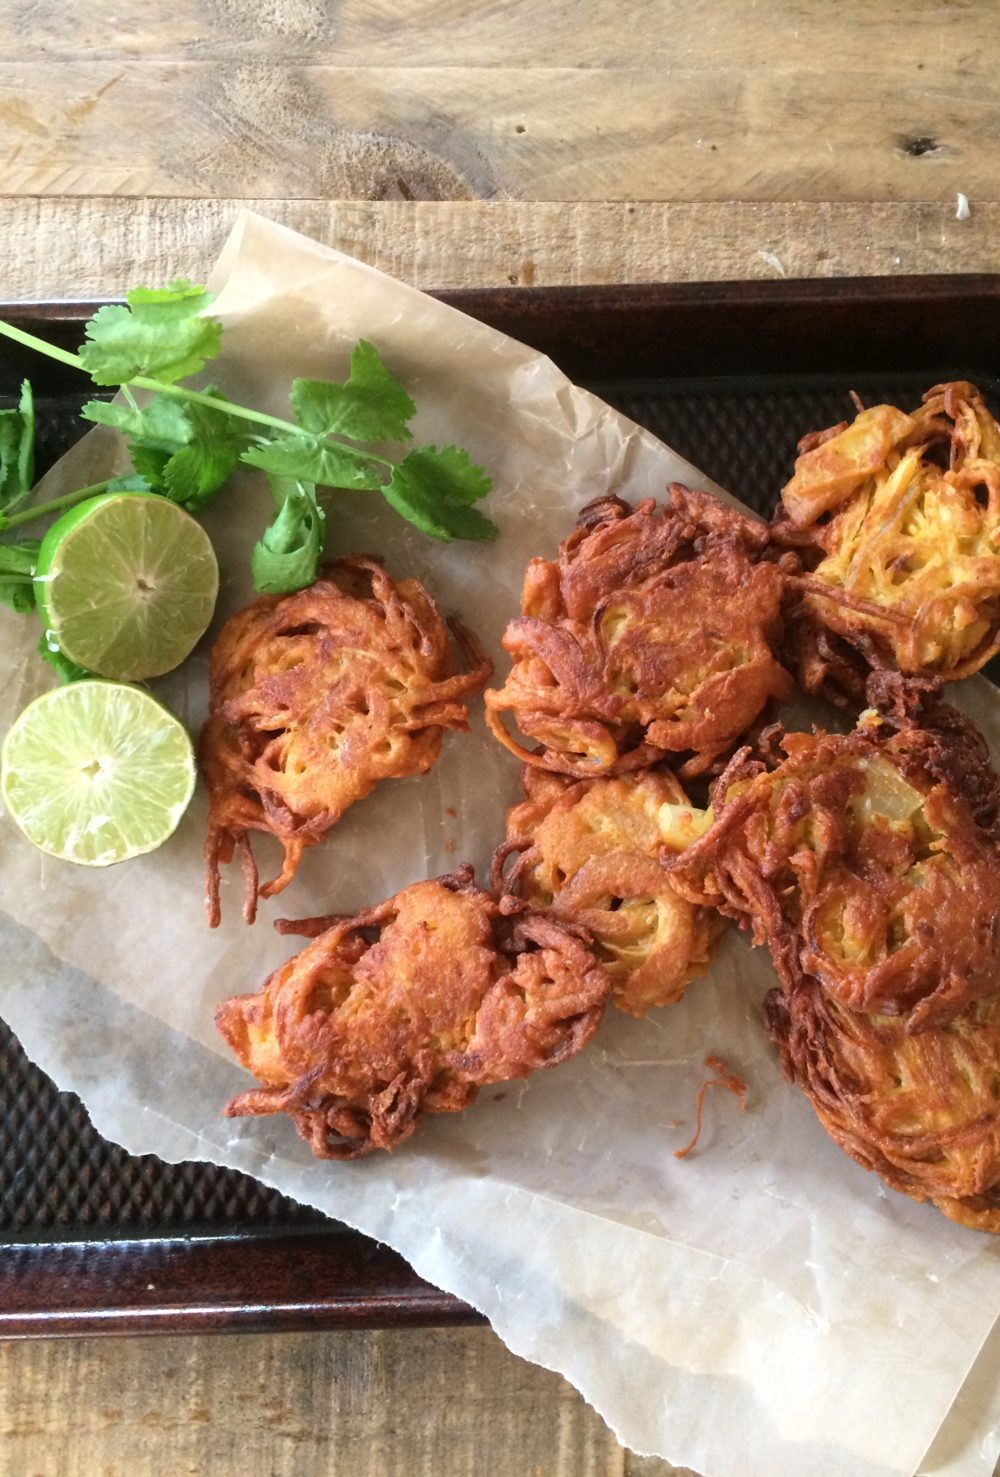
[773, 381, 1000, 697]
[201, 556, 491, 927]
[493, 766, 719, 1017]
[484, 488, 793, 780]
[664, 709, 1000, 1033]
[215, 868, 610, 1158]
[765, 980, 1000, 1234]
[663, 702, 1000, 1227]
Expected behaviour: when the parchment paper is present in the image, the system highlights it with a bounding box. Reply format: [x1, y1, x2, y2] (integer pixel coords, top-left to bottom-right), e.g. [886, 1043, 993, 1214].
[1, 210, 999, 1477]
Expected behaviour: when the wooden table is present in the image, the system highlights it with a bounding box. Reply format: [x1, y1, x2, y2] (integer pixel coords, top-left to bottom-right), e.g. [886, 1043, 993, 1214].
[3, 3, 999, 1474]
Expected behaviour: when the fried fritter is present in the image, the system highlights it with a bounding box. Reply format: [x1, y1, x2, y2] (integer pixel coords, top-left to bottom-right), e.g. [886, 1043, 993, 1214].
[664, 712, 1000, 1033]
[215, 868, 610, 1158]
[202, 557, 491, 926]
[773, 381, 1000, 696]
[664, 704, 1000, 1227]
[493, 766, 719, 1017]
[765, 978, 1000, 1234]
[484, 488, 793, 780]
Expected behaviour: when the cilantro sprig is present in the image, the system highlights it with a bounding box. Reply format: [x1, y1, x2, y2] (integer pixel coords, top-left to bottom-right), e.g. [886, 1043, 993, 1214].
[0, 280, 498, 600]
[0, 538, 39, 613]
[0, 381, 35, 515]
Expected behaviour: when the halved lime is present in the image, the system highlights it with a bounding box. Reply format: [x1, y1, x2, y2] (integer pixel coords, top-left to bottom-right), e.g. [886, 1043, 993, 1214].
[1, 681, 196, 865]
[35, 493, 219, 681]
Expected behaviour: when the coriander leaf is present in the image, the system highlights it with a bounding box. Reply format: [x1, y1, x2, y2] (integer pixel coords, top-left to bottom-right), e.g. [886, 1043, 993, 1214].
[291, 341, 415, 444]
[0, 540, 39, 573]
[0, 418, 16, 490]
[0, 583, 35, 614]
[129, 444, 171, 491]
[81, 394, 192, 449]
[82, 392, 191, 495]
[107, 473, 155, 493]
[82, 388, 249, 508]
[15, 380, 34, 501]
[0, 538, 40, 613]
[419, 502, 498, 541]
[382, 445, 497, 541]
[78, 281, 222, 386]
[0, 380, 35, 514]
[38, 633, 92, 684]
[242, 434, 382, 491]
[163, 391, 254, 509]
[251, 478, 325, 595]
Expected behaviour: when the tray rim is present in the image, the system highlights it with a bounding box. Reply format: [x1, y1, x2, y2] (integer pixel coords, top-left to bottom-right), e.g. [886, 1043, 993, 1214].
[3, 272, 1000, 1339]
[0, 1233, 483, 1339]
[5, 270, 1000, 315]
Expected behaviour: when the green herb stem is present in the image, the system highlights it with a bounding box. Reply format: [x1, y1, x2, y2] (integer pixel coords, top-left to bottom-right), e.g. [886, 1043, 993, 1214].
[0, 480, 111, 531]
[0, 318, 396, 472]
[0, 320, 85, 372]
[0, 316, 364, 447]
[128, 377, 395, 469]
[129, 376, 296, 434]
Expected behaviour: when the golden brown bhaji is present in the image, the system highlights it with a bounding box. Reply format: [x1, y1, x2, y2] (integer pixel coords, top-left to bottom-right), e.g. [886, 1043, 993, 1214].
[493, 766, 719, 1017]
[201, 557, 491, 926]
[665, 703, 1000, 1228]
[484, 488, 793, 780]
[773, 381, 1000, 697]
[765, 981, 1000, 1234]
[664, 712, 1000, 1033]
[215, 869, 610, 1158]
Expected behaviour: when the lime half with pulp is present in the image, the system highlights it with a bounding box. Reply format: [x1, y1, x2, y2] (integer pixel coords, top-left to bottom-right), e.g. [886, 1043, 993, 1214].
[35, 492, 219, 681]
[1, 681, 196, 865]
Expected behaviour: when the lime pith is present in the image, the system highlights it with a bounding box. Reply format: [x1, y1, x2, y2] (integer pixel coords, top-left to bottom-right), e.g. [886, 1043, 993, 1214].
[35, 492, 219, 681]
[1, 680, 197, 866]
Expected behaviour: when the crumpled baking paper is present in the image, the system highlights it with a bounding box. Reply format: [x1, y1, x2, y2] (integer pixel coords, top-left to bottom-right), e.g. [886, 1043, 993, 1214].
[1, 211, 998, 1477]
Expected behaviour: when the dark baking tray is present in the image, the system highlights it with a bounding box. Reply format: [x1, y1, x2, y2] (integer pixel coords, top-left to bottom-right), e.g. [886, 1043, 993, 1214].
[2, 277, 999, 1338]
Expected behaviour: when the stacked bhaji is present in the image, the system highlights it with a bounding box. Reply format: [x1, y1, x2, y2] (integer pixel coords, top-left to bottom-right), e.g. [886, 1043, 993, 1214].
[666, 382, 1000, 1230]
[486, 487, 789, 1018]
[665, 701, 1000, 1231]
[208, 382, 1000, 1229]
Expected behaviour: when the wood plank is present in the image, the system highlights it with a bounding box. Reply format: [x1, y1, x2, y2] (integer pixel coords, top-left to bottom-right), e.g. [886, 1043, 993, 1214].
[0, 62, 996, 202]
[12, 0, 1000, 73]
[0, 197, 996, 305]
[0, 1326, 695, 1477]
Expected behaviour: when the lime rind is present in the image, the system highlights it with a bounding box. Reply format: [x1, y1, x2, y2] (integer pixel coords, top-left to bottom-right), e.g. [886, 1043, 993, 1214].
[1, 681, 196, 866]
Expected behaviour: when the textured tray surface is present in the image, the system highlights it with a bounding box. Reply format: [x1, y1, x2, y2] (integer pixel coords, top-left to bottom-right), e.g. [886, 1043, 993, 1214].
[0, 367, 968, 1242]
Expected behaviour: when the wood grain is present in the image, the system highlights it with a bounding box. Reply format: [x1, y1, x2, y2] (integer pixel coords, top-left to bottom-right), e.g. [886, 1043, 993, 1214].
[0, 62, 991, 202]
[12, 0, 996, 68]
[0, 1, 997, 202]
[2, 197, 998, 303]
[9, 0, 998, 72]
[0, 1327, 697, 1477]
